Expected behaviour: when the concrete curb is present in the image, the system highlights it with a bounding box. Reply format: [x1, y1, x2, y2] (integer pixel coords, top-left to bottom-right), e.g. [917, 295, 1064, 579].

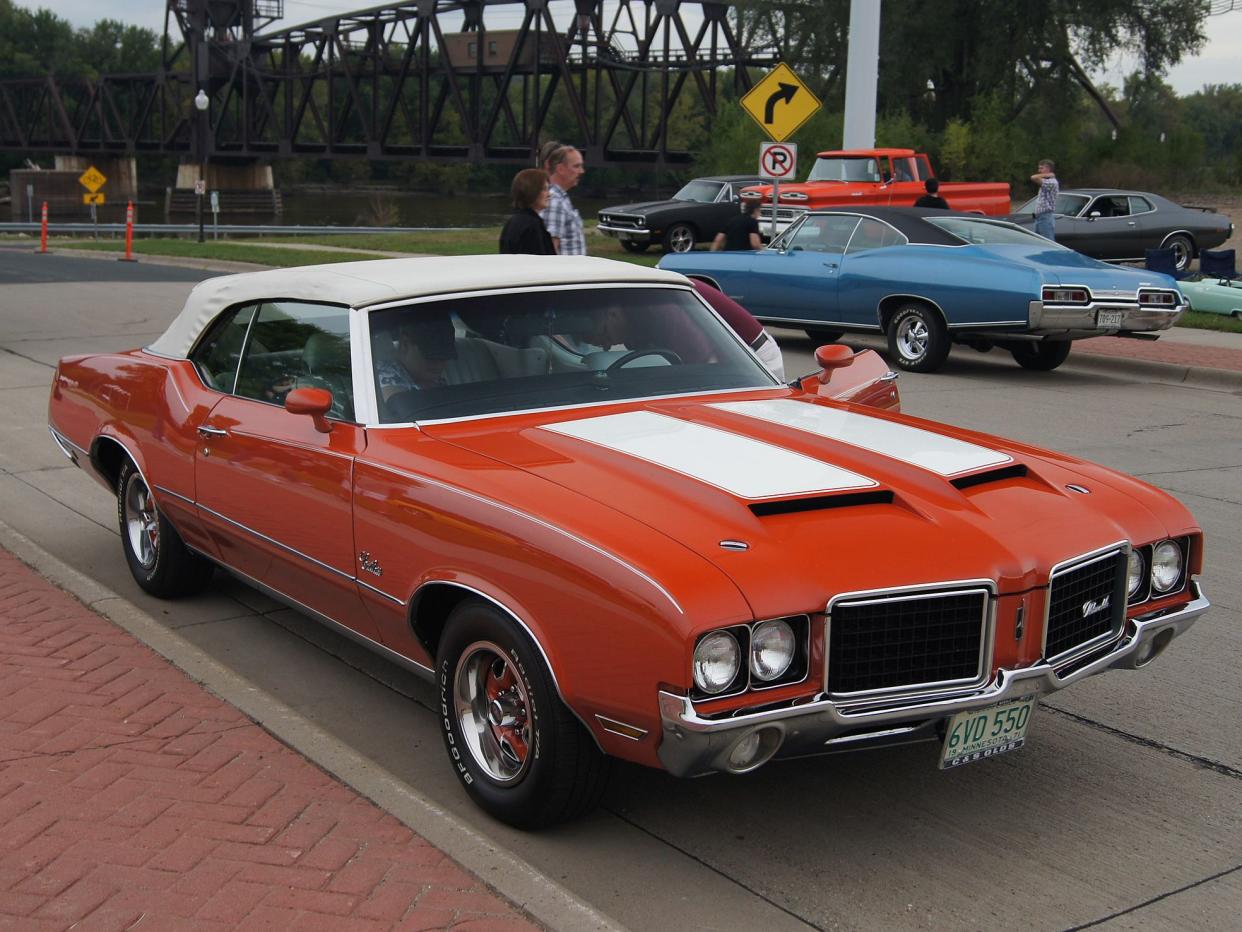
[1061, 350, 1242, 392]
[0, 518, 625, 932]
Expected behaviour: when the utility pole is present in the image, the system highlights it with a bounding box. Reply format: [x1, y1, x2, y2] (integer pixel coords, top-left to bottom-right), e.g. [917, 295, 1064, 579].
[842, 0, 881, 149]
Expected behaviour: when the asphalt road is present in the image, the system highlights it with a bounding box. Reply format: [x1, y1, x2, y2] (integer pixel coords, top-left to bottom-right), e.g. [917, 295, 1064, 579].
[2, 246, 1240, 931]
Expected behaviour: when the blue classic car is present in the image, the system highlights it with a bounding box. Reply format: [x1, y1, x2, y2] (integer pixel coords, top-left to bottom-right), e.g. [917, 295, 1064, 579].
[658, 207, 1187, 372]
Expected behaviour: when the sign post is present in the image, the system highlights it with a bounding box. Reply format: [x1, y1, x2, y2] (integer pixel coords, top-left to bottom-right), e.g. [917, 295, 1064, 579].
[210, 190, 220, 240]
[25, 184, 33, 223]
[758, 142, 798, 240]
[740, 64, 821, 242]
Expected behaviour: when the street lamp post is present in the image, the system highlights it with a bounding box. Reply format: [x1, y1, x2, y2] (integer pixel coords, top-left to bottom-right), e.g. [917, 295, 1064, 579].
[194, 89, 209, 243]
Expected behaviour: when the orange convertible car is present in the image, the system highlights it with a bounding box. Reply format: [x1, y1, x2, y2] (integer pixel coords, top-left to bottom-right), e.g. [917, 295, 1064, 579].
[48, 257, 1207, 828]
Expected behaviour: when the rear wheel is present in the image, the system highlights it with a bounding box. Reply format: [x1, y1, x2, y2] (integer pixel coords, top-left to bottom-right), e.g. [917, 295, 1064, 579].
[437, 600, 610, 828]
[662, 223, 696, 253]
[886, 303, 950, 373]
[1011, 340, 1072, 371]
[620, 240, 649, 254]
[117, 459, 214, 597]
[804, 328, 844, 345]
[1165, 234, 1194, 272]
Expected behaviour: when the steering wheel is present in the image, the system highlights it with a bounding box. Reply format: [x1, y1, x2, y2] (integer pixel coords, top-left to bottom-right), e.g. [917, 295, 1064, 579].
[605, 349, 683, 370]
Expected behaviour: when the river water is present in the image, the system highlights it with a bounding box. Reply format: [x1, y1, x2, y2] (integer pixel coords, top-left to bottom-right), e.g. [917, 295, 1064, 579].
[279, 189, 621, 228]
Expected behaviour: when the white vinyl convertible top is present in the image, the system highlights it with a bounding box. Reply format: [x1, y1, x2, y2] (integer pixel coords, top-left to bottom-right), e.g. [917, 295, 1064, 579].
[146, 255, 690, 359]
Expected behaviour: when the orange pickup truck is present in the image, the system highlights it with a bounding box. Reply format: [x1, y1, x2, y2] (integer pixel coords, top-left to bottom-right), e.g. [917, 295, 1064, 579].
[742, 147, 1010, 235]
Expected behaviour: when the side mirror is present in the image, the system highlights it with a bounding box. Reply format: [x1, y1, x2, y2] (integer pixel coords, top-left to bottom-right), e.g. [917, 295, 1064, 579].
[815, 344, 855, 371]
[286, 387, 333, 433]
[1088, 211, 1101, 220]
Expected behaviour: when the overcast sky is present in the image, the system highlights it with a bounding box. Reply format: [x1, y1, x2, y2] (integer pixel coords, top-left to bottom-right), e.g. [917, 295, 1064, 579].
[22, 0, 1242, 97]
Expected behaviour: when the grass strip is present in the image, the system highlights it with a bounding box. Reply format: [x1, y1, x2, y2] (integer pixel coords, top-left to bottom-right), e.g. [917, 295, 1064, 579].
[60, 239, 387, 267]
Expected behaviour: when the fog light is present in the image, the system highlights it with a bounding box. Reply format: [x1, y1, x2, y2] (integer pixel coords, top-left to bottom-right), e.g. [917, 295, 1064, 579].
[725, 727, 782, 773]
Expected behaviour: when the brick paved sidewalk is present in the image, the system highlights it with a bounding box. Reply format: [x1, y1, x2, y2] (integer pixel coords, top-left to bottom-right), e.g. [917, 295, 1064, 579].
[0, 548, 539, 931]
[1074, 334, 1242, 373]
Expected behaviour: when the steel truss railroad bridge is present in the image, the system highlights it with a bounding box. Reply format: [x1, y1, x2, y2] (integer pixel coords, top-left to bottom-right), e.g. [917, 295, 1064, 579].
[0, 0, 785, 168]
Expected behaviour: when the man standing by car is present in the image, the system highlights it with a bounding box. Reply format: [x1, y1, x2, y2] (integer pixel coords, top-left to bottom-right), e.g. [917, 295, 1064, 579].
[711, 199, 763, 251]
[542, 145, 587, 255]
[1031, 159, 1059, 241]
[914, 178, 949, 209]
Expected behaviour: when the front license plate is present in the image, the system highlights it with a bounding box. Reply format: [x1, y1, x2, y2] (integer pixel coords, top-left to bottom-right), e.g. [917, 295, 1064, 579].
[1097, 309, 1125, 328]
[939, 696, 1036, 769]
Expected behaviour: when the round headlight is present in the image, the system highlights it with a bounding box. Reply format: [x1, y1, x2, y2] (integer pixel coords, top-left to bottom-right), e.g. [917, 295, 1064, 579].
[693, 631, 740, 694]
[1151, 540, 1183, 593]
[750, 619, 795, 682]
[1126, 550, 1145, 597]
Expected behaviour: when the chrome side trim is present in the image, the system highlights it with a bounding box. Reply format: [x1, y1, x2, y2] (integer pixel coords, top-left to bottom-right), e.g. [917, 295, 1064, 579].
[213, 557, 435, 681]
[658, 583, 1209, 777]
[757, 315, 883, 331]
[824, 581, 996, 702]
[48, 426, 80, 465]
[197, 503, 354, 581]
[356, 576, 404, 605]
[369, 463, 684, 614]
[154, 484, 195, 507]
[947, 319, 1028, 329]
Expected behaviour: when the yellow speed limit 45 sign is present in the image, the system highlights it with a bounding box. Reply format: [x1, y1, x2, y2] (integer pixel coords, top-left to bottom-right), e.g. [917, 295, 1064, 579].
[740, 63, 822, 142]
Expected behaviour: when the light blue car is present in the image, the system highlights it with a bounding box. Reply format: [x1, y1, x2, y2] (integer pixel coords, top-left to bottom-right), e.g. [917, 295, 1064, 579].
[658, 207, 1187, 372]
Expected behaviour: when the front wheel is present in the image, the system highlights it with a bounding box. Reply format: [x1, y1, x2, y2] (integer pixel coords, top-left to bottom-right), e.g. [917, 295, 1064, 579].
[1011, 340, 1072, 371]
[662, 223, 696, 253]
[437, 600, 610, 828]
[117, 459, 214, 597]
[886, 303, 950, 373]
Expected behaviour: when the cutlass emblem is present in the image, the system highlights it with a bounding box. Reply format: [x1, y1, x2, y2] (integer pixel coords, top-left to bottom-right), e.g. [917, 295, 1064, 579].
[359, 551, 383, 576]
[1081, 595, 1110, 617]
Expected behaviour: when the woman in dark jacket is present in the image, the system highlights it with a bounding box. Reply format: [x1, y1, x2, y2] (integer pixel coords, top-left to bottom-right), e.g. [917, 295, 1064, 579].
[499, 168, 555, 255]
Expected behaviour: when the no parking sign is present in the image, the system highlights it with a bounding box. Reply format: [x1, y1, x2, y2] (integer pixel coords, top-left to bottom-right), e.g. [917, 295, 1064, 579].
[759, 142, 797, 180]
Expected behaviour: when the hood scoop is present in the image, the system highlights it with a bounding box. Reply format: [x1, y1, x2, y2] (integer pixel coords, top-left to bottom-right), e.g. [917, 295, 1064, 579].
[950, 463, 1029, 491]
[750, 489, 894, 517]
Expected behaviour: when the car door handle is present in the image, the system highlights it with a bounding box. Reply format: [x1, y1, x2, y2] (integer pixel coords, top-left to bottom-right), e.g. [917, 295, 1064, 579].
[1127, 221, 1136, 226]
[197, 426, 228, 438]
[823, 262, 838, 270]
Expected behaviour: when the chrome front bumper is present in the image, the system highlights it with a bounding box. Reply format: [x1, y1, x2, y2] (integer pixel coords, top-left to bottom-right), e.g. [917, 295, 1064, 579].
[597, 222, 650, 242]
[1028, 298, 1186, 334]
[657, 583, 1208, 777]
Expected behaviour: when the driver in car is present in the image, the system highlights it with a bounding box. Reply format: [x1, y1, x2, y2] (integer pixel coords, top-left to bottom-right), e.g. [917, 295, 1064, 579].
[377, 312, 458, 400]
[586, 299, 715, 366]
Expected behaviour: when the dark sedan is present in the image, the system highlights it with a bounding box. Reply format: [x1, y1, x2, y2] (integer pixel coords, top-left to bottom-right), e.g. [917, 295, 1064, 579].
[1007, 188, 1233, 272]
[597, 175, 765, 253]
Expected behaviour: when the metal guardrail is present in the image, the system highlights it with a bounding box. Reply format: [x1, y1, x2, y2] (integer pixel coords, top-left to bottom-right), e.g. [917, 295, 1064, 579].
[0, 223, 475, 236]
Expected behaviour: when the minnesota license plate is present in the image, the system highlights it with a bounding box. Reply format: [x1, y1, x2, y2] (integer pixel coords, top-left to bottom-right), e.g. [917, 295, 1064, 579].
[1097, 310, 1125, 328]
[939, 696, 1036, 769]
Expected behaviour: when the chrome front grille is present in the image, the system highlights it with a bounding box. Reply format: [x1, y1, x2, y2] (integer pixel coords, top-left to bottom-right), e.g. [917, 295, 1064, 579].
[826, 586, 991, 697]
[1045, 547, 1127, 662]
[599, 214, 642, 230]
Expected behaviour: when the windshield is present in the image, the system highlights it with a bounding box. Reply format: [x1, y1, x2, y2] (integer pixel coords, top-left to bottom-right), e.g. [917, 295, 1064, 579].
[1015, 192, 1090, 217]
[673, 180, 725, 203]
[928, 217, 1069, 248]
[369, 286, 776, 423]
[807, 157, 884, 183]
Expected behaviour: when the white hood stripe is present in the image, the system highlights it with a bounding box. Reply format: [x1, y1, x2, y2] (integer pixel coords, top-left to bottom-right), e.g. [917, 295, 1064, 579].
[541, 411, 876, 500]
[711, 399, 1012, 477]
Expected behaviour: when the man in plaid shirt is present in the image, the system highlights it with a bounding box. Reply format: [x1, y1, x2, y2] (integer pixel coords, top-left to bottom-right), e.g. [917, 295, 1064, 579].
[541, 145, 586, 255]
[1030, 159, 1059, 241]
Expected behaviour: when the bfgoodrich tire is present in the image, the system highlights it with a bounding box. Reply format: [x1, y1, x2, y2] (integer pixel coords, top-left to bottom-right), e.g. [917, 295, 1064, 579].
[117, 459, 214, 598]
[886, 303, 950, 373]
[437, 600, 610, 828]
[1011, 340, 1072, 371]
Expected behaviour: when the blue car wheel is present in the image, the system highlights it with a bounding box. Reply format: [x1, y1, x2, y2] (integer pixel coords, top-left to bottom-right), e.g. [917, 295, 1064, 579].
[887, 303, 950, 373]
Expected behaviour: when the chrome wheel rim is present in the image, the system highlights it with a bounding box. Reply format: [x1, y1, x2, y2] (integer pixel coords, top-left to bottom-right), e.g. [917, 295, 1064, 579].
[669, 227, 693, 252]
[1171, 239, 1191, 271]
[454, 641, 532, 783]
[896, 317, 929, 361]
[124, 475, 159, 570]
